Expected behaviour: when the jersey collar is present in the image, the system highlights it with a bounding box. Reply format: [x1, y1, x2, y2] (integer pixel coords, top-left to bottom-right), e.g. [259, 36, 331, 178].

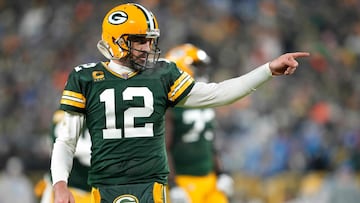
[105, 60, 139, 79]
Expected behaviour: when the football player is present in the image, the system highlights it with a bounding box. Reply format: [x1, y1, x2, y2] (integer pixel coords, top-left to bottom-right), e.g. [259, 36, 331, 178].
[165, 44, 234, 203]
[50, 3, 309, 203]
[34, 110, 91, 203]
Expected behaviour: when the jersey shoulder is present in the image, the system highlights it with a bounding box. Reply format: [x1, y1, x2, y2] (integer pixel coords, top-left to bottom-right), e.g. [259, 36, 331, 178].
[135, 59, 194, 105]
[156, 58, 181, 72]
[139, 59, 182, 79]
[147, 58, 187, 79]
[68, 62, 105, 81]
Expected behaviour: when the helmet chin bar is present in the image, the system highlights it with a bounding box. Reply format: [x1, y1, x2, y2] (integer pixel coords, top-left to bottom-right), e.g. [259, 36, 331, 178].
[103, 35, 161, 70]
[126, 37, 161, 71]
[129, 47, 161, 71]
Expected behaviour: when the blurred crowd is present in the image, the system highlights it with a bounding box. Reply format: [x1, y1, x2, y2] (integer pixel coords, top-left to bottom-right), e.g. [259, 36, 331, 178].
[1, 0, 360, 202]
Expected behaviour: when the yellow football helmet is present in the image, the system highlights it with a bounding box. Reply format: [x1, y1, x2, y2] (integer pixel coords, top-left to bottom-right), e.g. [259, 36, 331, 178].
[165, 43, 211, 78]
[97, 3, 161, 68]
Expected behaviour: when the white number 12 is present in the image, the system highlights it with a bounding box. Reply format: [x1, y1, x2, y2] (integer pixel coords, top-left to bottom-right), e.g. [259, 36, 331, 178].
[100, 87, 154, 139]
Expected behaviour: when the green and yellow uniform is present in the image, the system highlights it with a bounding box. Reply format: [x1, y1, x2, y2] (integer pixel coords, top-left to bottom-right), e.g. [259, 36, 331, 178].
[171, 108, 216, 175]
[59, 60, 194, 202]
[169, 108, 229, 203]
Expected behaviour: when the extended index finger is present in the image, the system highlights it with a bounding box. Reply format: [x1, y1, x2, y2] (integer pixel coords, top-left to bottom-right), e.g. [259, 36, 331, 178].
[289, 52, 311, 58]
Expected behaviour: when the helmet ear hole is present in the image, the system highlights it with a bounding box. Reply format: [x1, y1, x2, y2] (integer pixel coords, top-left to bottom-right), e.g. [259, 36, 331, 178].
[97, 40, 113, 59]
[118, 38, 127, 48]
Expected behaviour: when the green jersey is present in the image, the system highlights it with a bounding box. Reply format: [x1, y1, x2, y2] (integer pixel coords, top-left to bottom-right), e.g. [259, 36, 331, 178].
[51, 110, 91, 191]
[170, 108, 216, 176]
[59, 60, 194, 186]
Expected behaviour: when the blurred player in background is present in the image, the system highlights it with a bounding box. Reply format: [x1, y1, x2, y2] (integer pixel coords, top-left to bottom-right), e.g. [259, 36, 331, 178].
[165, 44, 234, 203]
[34, 110, 91, 203]
[0, 156, 35, 203]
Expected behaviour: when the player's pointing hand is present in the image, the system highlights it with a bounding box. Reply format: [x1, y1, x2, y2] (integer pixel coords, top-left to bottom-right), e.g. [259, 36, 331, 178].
[269, 52, 310, 76]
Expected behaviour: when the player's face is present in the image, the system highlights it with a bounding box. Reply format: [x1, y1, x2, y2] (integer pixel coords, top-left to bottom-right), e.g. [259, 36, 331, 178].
[129, 37, 153, 66]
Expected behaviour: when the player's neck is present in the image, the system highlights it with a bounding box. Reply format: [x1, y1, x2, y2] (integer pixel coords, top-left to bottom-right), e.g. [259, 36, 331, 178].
[108, 60, 133, 75]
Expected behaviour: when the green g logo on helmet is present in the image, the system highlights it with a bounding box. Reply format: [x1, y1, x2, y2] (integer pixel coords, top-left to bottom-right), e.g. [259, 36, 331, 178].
[108, 11, 128, 25]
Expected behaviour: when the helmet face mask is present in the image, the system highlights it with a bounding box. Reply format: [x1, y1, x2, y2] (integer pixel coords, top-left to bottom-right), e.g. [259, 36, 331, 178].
[97, 3, 161, 70]
[116, 35, 161, 70]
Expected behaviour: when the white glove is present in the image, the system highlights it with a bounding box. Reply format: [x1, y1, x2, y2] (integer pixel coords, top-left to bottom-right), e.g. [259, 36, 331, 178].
[170, 186, 191, 203]
[217, 174, 234, 197]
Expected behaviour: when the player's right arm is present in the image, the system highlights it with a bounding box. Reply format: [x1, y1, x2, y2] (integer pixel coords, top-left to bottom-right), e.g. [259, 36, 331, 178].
[51, 63, 90, 203]
[51, 111, 85, 184]
[51, 111, 84, 203]
[51, 62, 93, 187]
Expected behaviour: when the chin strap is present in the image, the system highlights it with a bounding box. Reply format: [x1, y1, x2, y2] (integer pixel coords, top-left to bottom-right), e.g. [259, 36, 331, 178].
[97, 40, 113, 60]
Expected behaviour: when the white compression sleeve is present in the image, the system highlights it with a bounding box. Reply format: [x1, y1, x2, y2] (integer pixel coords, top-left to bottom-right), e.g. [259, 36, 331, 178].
[51, 111, 85, 185]
[74, 128, 91, 166]
[177, 63, 272, 108]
